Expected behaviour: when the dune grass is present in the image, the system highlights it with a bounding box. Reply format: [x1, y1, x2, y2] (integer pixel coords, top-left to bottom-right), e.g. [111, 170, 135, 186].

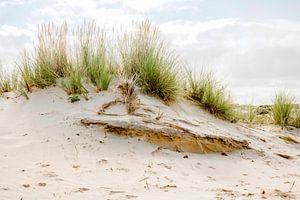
[120, 21, 180, 101]
[36, 22, 69, 78]
[292, 109, 300, 128]
[186, 70, 234, 120]
[74, 20, 112, 91]
[272, 91, 295, 128]
[0, 67, 13, 94]
[18, 51, 35, 92]
[18, 23, 70, 91]
[61, 67, 87, 97]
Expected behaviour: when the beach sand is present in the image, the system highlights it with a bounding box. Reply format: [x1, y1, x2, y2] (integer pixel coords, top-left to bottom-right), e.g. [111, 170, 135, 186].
[0, 86, 299, 199]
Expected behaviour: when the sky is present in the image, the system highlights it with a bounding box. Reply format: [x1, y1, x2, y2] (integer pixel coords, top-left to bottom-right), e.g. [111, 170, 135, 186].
[0, 0, 300, 104]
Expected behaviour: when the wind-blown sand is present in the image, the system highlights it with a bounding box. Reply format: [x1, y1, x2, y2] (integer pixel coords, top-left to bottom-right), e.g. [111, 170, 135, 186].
[0, 84, 299, 199]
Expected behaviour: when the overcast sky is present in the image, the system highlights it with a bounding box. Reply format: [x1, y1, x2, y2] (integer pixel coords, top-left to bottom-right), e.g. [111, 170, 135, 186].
[1, 0, 300, 104]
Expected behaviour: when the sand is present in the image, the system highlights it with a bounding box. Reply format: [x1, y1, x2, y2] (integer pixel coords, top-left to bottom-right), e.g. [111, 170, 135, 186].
[0, 86, 299, 199]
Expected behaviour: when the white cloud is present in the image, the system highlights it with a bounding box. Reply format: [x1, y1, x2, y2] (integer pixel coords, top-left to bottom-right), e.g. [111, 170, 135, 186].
[0, 0, 24, 7]
[0, 25, 35, 38]
[36, 0, 143, 28]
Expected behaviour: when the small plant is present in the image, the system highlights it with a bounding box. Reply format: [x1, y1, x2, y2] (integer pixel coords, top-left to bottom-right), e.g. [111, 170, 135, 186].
[18, 51, 35, 92]
[120, 21, 180, 101]
[201, 80, 233, 118]
[68, 95, 80, 103]
[246, 105, 256, 124]
[272, 91, 295, 128]
[293, 110, 300, 128]
[74, 21, 112, 91]
[186, 70, 234, 120]
[36, 22, 70, 78]
[61, 67, 87, 97]
[0, 67, 13, 94]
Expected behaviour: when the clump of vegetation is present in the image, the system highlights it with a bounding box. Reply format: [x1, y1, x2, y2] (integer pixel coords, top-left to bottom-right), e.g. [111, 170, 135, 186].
[74, 21, 112, 92]
[18, 23, 70, 91]
[246, 105, 256, 124]
[186, 70, 234, 120]
[61, 67, 87, 97]
[35, 22, 69, 78]
[272, 91, 295, 128]
[292, 109, 300, 128]
[120, 21, 180, 102]
[68, 95, 80, 103]
[18, 51, 34, 92]
[0, 67, 13, 94]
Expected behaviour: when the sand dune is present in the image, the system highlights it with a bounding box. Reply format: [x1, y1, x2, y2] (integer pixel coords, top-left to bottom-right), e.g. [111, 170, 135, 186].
[0, 85, 299, 199]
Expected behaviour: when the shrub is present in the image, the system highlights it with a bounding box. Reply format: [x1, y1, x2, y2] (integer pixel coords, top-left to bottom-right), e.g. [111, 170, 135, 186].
[272, 91, 295, 128]
[120, 21, 180, 101]
[186, 70, 234, 120]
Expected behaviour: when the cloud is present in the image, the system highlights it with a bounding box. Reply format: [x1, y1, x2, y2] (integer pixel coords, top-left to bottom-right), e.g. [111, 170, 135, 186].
[158, 18, 300, 103]
[0, 0, 24, 7]
[36, 0, 143, 28]
[0, 24, 35, 67]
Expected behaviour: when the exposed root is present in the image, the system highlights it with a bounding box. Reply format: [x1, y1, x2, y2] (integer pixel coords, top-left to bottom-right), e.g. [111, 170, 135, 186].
[98, 99, 123, 115]
[81, 116, 250, 153]
[98, 78, 140, 115]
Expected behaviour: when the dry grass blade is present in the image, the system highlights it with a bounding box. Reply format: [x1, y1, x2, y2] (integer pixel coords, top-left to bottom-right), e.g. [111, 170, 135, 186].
[118, 77, 139, 114]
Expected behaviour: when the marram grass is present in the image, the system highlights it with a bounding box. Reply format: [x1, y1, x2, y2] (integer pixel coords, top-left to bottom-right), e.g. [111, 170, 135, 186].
[272, 91, 295, 128]
[0, 67, 13, 94]
[74, 20, 112, 91]
[61, 67, 87, 97]
[186, 70, 234, 120]
[120, 21, 180, 101]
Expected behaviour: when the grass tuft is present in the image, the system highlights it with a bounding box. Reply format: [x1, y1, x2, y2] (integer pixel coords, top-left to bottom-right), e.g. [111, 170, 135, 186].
[61, 67, 87, 97]
[36, 22, 69, 78]
[120, 21, 180, 102]
[272, 91, 295, 128]
[186, 70, 234, 120]
[292, 110, 300, 128]
[74, 20, 112, 91]
[0, 67, 13, 94]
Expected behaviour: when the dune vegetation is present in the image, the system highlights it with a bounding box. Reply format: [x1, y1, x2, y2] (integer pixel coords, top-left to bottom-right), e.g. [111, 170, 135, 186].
[0, 67, 14, 94]
[186, 70, 234, 120]
[0, 20, 299, 127]
[120, 21, 180, 102]
[272, 92, 295, 128]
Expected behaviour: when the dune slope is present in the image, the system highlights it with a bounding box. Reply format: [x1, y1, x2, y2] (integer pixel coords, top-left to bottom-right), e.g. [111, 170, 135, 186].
[0, 85, 299, 199]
